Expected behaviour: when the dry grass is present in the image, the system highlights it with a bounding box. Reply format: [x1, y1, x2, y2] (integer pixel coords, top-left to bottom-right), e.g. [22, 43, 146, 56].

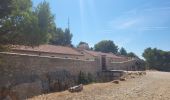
[28, 71, 170, 100]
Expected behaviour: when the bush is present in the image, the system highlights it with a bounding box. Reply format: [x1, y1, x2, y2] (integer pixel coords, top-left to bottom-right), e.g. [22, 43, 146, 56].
[78, 71, 94, 84]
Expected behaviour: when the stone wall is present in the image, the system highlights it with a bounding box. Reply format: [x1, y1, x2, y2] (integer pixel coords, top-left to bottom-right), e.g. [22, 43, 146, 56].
[0, 52, 100, 100]
[0, 52, 138, 100]
[106, 59, 137, 71]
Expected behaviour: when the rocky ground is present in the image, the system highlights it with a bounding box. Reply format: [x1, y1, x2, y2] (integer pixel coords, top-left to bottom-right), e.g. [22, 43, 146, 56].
[28, 71, 170, 100]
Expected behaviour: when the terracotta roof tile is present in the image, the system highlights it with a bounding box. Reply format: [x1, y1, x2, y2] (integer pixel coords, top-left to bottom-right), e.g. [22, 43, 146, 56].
[12, 44, 83, 56]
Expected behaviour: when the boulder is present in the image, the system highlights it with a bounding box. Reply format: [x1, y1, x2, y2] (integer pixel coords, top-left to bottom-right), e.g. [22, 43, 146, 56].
[120, 78, 126, 81]
[112, 80, 119, 84]
[68, 84, 83, 93]
[138, 72, 143, 75]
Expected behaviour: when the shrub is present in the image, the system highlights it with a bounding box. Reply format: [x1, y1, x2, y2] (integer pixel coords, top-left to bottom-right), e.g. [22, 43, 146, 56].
[78, 71, 94, 84]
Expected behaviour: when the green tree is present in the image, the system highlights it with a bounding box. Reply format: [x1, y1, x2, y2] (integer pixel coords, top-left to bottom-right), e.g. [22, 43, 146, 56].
[0, 0, 55, 47]
[64, 28, 73, 46]
[143, 47, 170, 71]
[0, 0, 33, 45]
[0, 0, 13, 19]
[77, 41, 89, 50]
[78, 41, 88, 45]
[34, 1, 55, 45]
[50, 28, 73, 46]
[119, 47, 127, 56]
[50, 28, 64, 45]
[94, 40, 118, 54]
[127, 52, 138, 58]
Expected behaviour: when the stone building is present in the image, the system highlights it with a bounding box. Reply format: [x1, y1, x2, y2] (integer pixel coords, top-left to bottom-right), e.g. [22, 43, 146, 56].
[0, 44, 140, 100]
[10, 44, 136, 71]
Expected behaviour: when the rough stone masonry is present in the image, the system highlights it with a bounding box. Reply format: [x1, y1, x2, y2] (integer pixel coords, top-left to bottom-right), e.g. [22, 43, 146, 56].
[0, 52, 138, 100]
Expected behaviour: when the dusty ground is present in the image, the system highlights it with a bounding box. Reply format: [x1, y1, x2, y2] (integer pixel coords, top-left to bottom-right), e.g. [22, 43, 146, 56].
[28, 71, 170, 100]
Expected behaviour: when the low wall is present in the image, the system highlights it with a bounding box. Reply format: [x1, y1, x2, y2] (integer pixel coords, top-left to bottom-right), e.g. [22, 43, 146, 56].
[98, 70, 126, 82]
[98, 70, 146, 82]
[0, 52, 100, 100]
[107, 59, 137, 71]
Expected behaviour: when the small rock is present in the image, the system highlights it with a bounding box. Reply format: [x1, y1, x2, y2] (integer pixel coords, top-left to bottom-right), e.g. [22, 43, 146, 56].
[143, 72, 146, 75]
[120, 78, 126, 81]
[131, 76, 135, 78]
[68, 84, 83, 93]
[112, 80, 119, 84]
[139, 72, 143, 75]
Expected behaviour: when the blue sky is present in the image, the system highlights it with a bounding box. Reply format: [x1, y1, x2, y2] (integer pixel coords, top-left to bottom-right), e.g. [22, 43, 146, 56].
[33, 0, 170, 58]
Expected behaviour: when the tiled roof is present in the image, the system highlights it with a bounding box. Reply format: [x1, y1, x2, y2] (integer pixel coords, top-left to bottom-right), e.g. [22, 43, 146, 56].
[12, 44, 83, 56]
[84, 50, 126, 59]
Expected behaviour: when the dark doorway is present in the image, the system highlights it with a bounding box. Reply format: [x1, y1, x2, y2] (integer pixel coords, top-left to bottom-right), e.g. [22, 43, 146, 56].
[101, 55, 106, 70]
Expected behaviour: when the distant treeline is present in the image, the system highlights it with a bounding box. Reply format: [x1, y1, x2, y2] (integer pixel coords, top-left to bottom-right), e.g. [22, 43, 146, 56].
[143, 48, 170, 72]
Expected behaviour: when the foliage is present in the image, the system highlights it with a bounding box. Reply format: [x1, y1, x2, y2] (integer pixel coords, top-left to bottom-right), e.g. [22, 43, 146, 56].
[94, 40, 118, 54]
[143, 48, 170, 71]
[77, 41, 89, 50]
[0, 0, 13, 19]
[50, 28, 73, 46]
[87, 73, 95, 83]
[119, 47, 127, 56]
[0, 0, 55, 47]
[78, 41, 88, 45]
[78, 71, 94, 84]
[64, 28, 73, 46]
[127, 52, 138, 58]
[34, 1, 55, 45]
[135, 59, 146, 71]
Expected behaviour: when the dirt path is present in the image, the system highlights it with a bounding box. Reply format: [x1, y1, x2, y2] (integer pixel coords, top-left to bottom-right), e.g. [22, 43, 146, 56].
[29, 71, 170, 100]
